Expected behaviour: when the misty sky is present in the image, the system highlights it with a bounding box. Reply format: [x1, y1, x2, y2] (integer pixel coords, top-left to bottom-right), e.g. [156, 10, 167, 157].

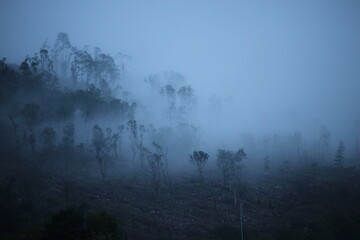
[1, 0, 360, 138]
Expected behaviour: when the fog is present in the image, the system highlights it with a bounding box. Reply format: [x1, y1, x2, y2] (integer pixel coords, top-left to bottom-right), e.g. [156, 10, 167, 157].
[1, 0, 360, 162]
[1, 1, 360, 239]
[2, 1, 360, 131]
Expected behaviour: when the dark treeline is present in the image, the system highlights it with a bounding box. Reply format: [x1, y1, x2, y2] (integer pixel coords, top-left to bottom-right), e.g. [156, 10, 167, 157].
[1, 33, 360, 240]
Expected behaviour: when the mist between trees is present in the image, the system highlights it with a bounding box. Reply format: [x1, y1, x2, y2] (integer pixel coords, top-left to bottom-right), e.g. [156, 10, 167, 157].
[1, 32, 360, 240]
[1, 33, 359, 175]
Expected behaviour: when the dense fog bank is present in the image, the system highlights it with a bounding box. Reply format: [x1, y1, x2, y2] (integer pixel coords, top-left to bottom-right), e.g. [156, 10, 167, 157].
[1, 2, 360, 239]
[1, 31, 359, 174]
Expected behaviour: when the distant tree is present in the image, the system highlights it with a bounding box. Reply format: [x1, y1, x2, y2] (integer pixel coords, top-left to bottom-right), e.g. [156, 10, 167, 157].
[8, 105, 22, 152]
[111, 133, 120, 159]
[61, 122, 75, 152]
[93, 50, 119, 86]
[127, 120, 138, 164]
[334, 141, 345, 168]
[42, 208, 86, 240]
[355, 120, 360, 163]
[92, 125, 108, 180]
[71, 47, 94, 88]
[144, 73, 161, 90]
[70, 48, 81, 88]
[232, 148, 247, 180]
[241, 134, 255, 155]
[217, 150, 235, 186]
[52, 32, 72, 78]
[56, 104, 75, 121]
[86, 211, 121, 240]
[117, 125, 125, 159]
[137, 125, 147, 166]
[41, 127, 57, 152]
[0, 57, 8, 73]
[320, 125, 331, 160]
[105, 127, 112, 140]
[177, 85, 196, 116]
[160, 84, 176, 100]
[145, 142, 168, 191]
[39, 49, 54, 74]
[293, 132, 302, 159]
[262, 136, 271, 156]
[75, 85, 102, 143]
[264, 155, 270, 171]
[177, 85, 194, 104]
[30, 55, 40, 74]
[160, 84, 177, 119]
[105, 127, 120, 163]
[42, 209, 122, 240]
[147, 150, 163, 192]
[99, 79, 112, 99]
[19, 56, 31, 75]
[20, 103, 42, 131]
[70, 44, 119, 90]
[216, 148, 247, 186]
[189, 150, 209, 178]
[281, 159, 290, 177]
[38, 49, 60, 90]
[28, 132, 36, 154]
[152, 142, 169, 185]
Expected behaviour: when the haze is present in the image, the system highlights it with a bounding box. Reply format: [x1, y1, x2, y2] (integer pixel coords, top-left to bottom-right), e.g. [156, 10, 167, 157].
[1, 0, 360, 151]
[2, 1, 360, 239]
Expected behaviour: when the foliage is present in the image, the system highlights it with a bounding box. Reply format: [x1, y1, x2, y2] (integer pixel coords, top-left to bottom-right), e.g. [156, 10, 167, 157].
[189, 150, 209, 178]
[160, 84, 176, 99]
[216, 148, 247, 186]
[0, 57, 8, 73]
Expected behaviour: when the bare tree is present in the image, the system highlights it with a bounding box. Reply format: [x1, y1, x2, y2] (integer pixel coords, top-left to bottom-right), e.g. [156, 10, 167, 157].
[217, 150, 234, 186]
[52, 32, 72, 79]
[152, 142, 170, 185]
[264, 155, 270, 171]
[92, 125, 109, 180]
[127, 120, 138, 165]
[147, 150, 163, 192]
[334, 141, 345, 168]
[117, 125, 125, 159]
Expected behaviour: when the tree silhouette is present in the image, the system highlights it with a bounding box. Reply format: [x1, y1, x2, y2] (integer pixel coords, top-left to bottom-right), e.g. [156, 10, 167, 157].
[189, 150, 209, 178]
[92, 125, 108, 180]
[334, 141, 345, 168]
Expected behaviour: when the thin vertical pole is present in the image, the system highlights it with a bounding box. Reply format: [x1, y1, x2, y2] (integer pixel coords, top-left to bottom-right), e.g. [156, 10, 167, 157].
[240, 201, 244, 240]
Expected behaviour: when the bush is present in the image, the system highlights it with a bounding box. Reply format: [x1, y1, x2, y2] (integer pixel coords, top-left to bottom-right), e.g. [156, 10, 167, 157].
[42, 208, 86, 240]
[87, 211, 122, 240]
[42, 209, 123, 240]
